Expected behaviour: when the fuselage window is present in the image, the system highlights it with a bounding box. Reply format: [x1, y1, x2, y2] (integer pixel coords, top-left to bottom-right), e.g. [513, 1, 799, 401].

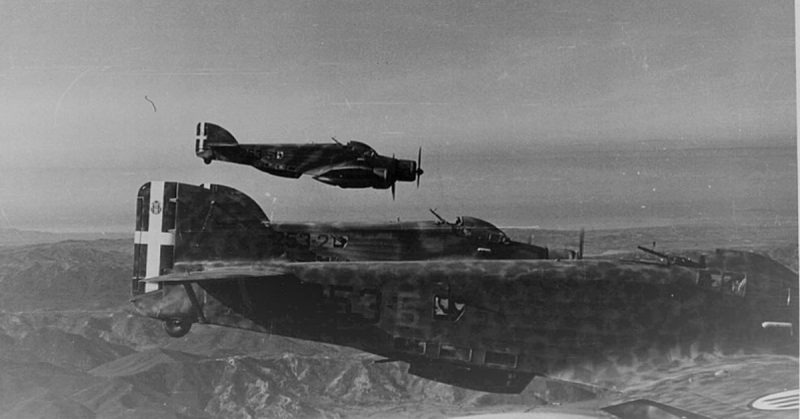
[393, 337, 427, 354]
[484, 351, 518, 368]
[439, 344, 472, 362]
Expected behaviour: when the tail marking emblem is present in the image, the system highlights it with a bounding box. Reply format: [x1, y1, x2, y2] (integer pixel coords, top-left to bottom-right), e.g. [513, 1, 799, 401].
[195, 122, 207, 152]
[134, 181, 176, 293]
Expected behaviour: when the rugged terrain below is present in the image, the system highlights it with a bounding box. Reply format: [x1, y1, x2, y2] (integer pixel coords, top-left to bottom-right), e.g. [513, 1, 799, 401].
[0, 224, 796, 418]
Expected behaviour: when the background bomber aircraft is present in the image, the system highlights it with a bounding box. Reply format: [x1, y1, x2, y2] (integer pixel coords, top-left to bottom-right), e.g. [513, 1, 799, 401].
[132, 181, 576, 291]
[131, 181, 798, 418]
[195, 122, 423, 198]
[271, 208, 581, 263]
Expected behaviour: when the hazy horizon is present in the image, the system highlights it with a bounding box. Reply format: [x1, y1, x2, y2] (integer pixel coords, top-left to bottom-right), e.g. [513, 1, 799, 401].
[1, 138, 795, 234]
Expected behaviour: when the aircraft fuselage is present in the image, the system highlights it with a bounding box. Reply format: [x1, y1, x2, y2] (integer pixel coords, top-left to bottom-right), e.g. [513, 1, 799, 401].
[130, 181, 799, 393]
[132, 254, 798, 392]
[270, 219, 550, 261]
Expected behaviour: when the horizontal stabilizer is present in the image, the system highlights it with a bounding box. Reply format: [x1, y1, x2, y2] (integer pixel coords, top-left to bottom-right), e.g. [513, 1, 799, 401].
[140, 264, 289, 283]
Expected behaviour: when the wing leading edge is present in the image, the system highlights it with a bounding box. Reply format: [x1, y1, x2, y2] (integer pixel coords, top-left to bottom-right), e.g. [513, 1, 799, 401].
[140, 264, 290, 283]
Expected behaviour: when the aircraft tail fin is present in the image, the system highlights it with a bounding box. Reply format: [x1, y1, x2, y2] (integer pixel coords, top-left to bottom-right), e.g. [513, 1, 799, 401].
[196, 122, 238, 159]
[133, 181, 178, 295]
[133, 181, 279, 296]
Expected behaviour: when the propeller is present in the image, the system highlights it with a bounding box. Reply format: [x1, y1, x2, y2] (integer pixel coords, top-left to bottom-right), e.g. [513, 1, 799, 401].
[388, 147, 423, 200]
[416, 147, 424, 188]
[577, 228, 585, 260]
[391, 153, 397, 200]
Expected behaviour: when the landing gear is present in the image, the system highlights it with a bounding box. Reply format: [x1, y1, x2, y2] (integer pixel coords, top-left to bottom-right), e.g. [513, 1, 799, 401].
[163, 318, 192, 338]
[203, 158, 212, 165]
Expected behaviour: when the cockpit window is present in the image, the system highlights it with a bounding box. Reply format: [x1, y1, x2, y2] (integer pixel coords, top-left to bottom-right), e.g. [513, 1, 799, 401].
[487, 233, 510, 244]
[456, 216, 509, 243]
[697, 270, 747, 297]
[348, 141, 377, 157]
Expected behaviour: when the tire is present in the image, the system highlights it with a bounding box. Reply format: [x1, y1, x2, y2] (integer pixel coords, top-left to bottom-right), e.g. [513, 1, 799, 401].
[163, 318, 192, 338]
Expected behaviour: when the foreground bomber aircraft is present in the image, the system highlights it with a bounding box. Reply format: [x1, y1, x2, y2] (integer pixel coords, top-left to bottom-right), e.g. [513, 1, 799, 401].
[195, 122, 423, 198]
[131, 181, 798, 416]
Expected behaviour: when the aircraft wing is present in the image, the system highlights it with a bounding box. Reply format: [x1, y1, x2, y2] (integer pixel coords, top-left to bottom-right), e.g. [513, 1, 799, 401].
[140, 263, 290, 283]
[599, 353, 798, 419]
[473, 354, 798, 419]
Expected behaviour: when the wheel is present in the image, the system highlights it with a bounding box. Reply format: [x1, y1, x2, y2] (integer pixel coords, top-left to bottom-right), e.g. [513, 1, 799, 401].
[203, 158, 212, 165]
[163, 318, 192, 338]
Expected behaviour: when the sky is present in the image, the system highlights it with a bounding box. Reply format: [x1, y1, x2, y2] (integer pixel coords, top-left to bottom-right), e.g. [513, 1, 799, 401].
[0, 0, 795, 231]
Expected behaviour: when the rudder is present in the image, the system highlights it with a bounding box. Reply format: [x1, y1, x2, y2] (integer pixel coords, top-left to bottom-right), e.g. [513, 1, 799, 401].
[195, 122, 239, 159]
[133, 181, 178, 295]
[132, 181, 279, 296]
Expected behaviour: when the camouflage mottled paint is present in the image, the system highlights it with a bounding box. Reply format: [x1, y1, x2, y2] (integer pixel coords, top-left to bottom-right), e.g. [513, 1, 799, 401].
[131, 181, 799, 393]
[270, 217, 559, 261]
[195, 122, 420, 189]
[136, 181, 555, 268]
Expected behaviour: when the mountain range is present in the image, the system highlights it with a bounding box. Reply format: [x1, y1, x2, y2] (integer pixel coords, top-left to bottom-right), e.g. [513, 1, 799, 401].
[0, 224, 796, 418]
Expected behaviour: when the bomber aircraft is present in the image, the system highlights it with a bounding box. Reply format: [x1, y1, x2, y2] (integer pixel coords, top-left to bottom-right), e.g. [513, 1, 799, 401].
[132, 181, 576, 290]
[195, 122, 423, 198]
[130, 181, 798, 417]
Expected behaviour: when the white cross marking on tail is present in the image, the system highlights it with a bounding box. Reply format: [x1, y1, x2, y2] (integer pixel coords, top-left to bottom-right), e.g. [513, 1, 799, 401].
[133, 181, 176, 293]
[196, 122, 207, 152]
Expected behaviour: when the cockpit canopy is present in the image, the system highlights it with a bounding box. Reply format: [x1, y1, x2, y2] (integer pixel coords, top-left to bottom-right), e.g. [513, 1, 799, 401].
[347, 141, 377, 158]
[455, 216, 510, 244]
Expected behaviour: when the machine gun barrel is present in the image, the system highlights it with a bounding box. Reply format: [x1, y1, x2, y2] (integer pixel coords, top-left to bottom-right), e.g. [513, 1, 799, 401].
[429, 208, 449, 224]
[637, 246, 668, 258]
[636, 246, 705, 268]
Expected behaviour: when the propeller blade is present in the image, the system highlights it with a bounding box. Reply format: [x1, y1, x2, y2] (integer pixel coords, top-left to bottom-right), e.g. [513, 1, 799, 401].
[391, 182, 396, 201]
[416, 147, 423, 188]
[578, 228, 585, 260]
